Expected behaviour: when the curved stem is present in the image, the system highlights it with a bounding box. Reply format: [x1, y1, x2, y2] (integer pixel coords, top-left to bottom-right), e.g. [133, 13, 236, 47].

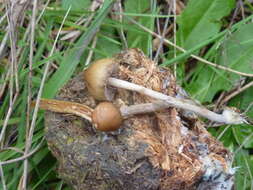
[33, 98, 93, 122]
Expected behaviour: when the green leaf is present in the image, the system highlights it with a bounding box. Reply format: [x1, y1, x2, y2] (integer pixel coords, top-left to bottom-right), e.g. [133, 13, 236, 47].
[43, 0, 113, 98]
[61, 0, 91, 11]
[94, 23, 121, 59]
[187, 23, 253, 102]
[218, 23, 253, 78]
[177, 0, 235, 49]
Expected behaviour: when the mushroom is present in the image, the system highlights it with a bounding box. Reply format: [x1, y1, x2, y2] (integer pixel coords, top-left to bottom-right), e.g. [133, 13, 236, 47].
[83, 59, 246, 125]
[35, 98, 169, 131]
[83, 58, 118, 101]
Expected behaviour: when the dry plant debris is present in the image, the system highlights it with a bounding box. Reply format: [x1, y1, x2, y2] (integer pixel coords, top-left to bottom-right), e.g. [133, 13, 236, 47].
[45, 49, 234, 190]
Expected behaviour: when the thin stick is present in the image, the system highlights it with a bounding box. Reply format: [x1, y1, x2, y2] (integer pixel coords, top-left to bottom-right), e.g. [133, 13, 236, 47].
[108, 77, 245, 124]
[127, 16, 253, 78]
[221, 80, 253, 105]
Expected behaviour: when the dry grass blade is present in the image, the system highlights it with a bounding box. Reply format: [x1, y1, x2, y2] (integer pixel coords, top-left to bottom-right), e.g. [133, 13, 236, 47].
[0, 68, 10, 99]
[232, 132, 253, 164]
[153, 8, 171, 63]
[172, 0, 177, 77]
[0, 164, 7, 190]
[21, 6, 71, 189]
[0, 139, 44, 165]
[0, 94, 18, 145]
[221, 80, 253, 105]
[0, 32, 8, 58]
[22, 0, 38, 187]
[84, 35, 98, 66]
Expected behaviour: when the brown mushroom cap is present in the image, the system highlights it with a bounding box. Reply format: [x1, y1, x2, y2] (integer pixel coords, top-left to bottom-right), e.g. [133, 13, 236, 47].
[92, 102, 123, 131]
[83, 58, 118, 101]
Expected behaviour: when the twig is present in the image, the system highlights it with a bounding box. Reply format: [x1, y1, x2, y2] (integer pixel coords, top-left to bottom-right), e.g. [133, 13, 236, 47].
[221, 80, 253, 105]
[22, 6, 71, 189]
[108, 77, 245, 124]
[126, 16, 253, 78]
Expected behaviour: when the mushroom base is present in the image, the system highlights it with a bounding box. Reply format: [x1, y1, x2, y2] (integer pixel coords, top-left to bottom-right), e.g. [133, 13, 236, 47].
[45, 49, 234, 190]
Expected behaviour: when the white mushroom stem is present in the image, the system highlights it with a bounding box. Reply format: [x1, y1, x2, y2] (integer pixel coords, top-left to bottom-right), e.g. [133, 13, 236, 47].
[108, 77, 245, 124]
[35, 99, 172, 121]
[120, 101, 168, 118]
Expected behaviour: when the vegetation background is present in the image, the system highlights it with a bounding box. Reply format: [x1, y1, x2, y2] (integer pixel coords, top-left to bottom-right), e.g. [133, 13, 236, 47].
[0, 0, 253, 189]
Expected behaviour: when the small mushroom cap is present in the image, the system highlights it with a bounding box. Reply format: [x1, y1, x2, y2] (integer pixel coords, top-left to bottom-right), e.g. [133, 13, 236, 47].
[92, 102, 123, 131]
[83, 58, 117, 101]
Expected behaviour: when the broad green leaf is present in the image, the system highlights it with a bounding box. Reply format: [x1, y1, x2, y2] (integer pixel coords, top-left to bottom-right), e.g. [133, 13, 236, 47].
[187, 23, 253, 102]
[177, 0, 235, 49]
[124, 0, 154, 54]
[62, 0, 90, 11]
[43, 0, 113, 98]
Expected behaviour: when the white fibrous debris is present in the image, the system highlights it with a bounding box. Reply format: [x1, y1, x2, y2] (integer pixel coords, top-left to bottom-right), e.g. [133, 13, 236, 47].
[180, 125, 189, 136]
[176, 115, 181, 121]
[178, 145, 184, 153]
[197, 144, 234, 190]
